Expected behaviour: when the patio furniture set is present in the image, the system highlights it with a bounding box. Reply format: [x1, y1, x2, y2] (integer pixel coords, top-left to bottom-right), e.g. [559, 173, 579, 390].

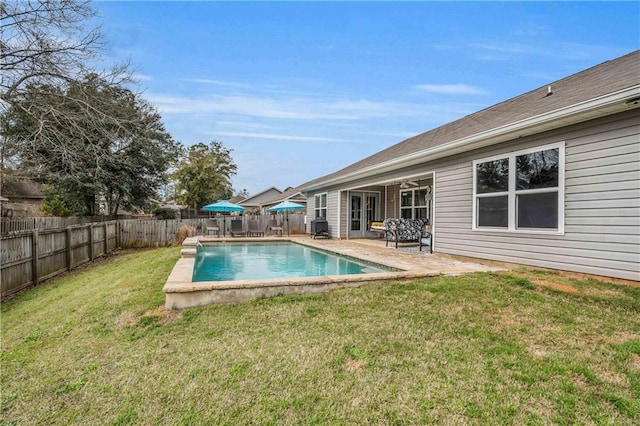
[204, 219, 283, 237]
[205, 217, 431, 252]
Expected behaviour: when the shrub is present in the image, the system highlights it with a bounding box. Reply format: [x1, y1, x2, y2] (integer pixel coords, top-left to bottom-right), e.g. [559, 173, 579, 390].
[175, 225, 195, 244]
[40, 195, 72, 217]
[153, 207, 177, 220]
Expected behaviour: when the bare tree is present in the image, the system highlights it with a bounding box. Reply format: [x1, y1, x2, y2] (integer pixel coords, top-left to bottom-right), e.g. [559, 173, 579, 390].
[1, 0, 117, 102]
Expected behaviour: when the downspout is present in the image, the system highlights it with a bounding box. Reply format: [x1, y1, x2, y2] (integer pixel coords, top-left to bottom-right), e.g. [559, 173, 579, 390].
[384, 186, 387, 219]
[343, 190, 347, 240]
[432, 171, 436, 253]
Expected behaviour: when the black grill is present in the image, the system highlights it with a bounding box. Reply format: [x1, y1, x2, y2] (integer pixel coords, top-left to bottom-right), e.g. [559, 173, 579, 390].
[310, 218, 329, 239]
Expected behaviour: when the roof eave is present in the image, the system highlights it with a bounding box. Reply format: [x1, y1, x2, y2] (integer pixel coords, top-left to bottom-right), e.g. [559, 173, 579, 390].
[302, 85, 640, 192]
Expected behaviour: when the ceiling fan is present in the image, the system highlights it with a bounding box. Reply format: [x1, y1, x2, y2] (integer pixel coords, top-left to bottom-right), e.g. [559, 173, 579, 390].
[399, 179, 419, 189]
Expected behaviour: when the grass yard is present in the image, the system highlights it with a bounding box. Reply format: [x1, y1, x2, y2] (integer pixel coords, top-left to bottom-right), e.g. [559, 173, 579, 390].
[1, 247, 639, 425]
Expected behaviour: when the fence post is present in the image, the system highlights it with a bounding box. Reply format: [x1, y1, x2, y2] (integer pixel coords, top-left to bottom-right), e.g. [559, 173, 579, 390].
[88, 224, 94, 261]
[103, 223, 108, 255]
[31, 230, 38, 285]
[115, 220, 120, 248]
[66, 227, 72, 270]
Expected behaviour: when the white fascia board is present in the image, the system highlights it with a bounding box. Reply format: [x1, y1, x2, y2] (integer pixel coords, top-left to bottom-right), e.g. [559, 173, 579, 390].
[303, 85, 640, 192]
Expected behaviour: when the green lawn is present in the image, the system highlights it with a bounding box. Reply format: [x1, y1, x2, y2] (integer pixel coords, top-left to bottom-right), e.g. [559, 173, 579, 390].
[1, 247, 639, 425]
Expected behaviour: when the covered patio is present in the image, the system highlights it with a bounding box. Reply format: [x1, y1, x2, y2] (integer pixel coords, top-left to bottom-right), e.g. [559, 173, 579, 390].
[335, 172, 434, 240]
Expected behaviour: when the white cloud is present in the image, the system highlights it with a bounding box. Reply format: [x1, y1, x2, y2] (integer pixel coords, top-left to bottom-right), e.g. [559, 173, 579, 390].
[182, 78, 254, 89]
[416, 84, 487, 95]
[215, 131, 350, 143]
[134, 73, 153, 81]
[469, 41, 630, 62]
[149, 94, 353, 119]
[148, 92, 464, 121]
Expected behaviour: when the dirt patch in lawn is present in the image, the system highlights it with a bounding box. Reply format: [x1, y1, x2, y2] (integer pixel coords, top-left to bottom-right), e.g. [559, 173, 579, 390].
[551, 270, 640, 288]
[531, 279, 580, 294]
[115, 305, 181, 330]
[140, 305, 182, 324]
[631, 355, 640, 372]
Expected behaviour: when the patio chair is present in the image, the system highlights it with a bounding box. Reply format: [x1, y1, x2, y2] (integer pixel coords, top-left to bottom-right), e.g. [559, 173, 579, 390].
[205, 219, 219, 237]
[247, 219, 264, 237]
[267, 219, 283, 237]
[230, 219, 246, 237]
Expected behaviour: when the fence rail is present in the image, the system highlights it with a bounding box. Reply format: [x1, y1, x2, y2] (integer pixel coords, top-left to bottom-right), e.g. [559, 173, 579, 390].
[0, 216, 117, 234]
[0, 214, 307, 299]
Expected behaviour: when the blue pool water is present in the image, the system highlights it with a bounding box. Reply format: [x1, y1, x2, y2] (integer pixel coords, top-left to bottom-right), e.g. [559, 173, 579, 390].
[192, 242, 391, 282]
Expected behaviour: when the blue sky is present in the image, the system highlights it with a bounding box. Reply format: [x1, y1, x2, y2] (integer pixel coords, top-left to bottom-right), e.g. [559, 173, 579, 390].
[93, 1, 639, 197]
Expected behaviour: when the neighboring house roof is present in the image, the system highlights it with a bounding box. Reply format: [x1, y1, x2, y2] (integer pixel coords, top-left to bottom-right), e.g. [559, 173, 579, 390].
[2, 179, 45, 200]
[301, 50, 640, 191]
[228, 195, 246, 204]
[159, 200, 185, 211]
[238, 186, 283, 207]
[261, 187, 307, 207]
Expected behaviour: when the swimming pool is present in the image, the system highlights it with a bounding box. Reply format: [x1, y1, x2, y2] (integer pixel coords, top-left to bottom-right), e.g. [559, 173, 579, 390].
[192, 242, 391, 282]
[164, 237, 437, 309]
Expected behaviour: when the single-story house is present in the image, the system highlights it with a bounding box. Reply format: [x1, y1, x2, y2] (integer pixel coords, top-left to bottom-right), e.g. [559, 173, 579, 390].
[237, 186, 283, 213]
[1, 179, 45, 217]
[260, 187, 308, 214]
[299, 50, 640, 281]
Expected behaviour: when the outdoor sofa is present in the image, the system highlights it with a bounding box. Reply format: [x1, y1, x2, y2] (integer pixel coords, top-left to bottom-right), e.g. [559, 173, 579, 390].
[383, 218, 432, 253]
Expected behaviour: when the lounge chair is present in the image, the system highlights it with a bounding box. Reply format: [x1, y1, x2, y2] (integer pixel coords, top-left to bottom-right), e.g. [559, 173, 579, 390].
[267, 219, 283, 236]
[247, 219, 264, 237]
[230, 219, 246, 237]
[205, 219, 220, 236]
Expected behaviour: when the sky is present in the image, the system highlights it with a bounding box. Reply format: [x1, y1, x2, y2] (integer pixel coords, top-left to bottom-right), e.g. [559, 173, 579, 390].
[93, 1, 639, 197]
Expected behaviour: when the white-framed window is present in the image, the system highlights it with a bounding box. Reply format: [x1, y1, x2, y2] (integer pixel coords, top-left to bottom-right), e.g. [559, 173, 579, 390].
[314, 193, 327, 218]
[399, 186, 432, 222]
[472, 142, 564, 233]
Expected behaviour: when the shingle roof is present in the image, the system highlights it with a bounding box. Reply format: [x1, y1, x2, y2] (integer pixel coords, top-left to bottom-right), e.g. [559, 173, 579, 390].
[301, 50, 640, 191]
[2, 179, 44, 199]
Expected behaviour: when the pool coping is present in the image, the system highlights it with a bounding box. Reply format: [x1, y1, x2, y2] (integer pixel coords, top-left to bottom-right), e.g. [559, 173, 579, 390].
[163, 236, 439, 309]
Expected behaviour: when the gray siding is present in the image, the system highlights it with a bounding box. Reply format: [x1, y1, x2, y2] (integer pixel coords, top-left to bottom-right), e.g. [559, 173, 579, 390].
[305, 191, 340, 238]
[326, 191, 341, 238]
[434, 110, 639, 281]
[305, 196, 315, 234]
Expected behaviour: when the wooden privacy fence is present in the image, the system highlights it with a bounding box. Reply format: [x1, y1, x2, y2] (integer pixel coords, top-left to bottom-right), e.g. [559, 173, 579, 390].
[0, 216, 117, 234]
[1, 222, 117, 298]
[0, 214, 308, 298]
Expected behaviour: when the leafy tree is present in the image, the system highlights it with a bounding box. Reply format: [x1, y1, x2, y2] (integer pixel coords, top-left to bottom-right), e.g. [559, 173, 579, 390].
[172, 141, 237, 212]
[152, 207, 177, 220]
[2, 75, 181, 215]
